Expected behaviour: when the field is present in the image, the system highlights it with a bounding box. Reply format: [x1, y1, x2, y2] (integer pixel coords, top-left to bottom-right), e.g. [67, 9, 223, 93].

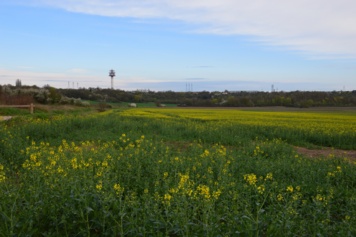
[0, 107, 355, 236]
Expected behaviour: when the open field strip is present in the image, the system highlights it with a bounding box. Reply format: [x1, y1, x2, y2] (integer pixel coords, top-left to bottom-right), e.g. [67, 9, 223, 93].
[120, 108, 356, 149]
[0, 108, 355, 236]
[120, 107, 356, 133]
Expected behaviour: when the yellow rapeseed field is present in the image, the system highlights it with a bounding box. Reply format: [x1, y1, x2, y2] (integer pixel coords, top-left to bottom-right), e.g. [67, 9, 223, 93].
[0, 108, 355, 235]
[120, 108, 356, 137]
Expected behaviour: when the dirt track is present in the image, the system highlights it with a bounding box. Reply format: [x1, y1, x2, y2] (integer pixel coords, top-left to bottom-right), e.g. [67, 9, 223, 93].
[295, 146, 356, 162]
[0, 116, 12, 121]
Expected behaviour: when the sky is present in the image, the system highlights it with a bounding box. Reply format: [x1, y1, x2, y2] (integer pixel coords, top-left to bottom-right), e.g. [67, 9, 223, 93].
[1, 0, 356, 92]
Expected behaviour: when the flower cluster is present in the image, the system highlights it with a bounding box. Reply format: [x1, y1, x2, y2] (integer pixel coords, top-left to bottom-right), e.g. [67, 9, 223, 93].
[0, 164, 5, 182]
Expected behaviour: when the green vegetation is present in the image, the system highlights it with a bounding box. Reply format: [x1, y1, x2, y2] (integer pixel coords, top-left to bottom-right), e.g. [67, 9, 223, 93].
[58, 88, 356, 107]
[0, 108, 355, 236]
[0, 107, 31, 116]
[1, 83, 356, 108]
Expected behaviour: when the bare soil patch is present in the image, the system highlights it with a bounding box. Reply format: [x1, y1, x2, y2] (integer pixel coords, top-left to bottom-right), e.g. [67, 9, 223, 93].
[1, 116, 12, 121]
[295, 146, 356, 162]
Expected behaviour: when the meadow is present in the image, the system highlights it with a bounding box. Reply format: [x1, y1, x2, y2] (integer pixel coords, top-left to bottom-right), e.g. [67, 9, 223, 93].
[0, 107, 355, 236]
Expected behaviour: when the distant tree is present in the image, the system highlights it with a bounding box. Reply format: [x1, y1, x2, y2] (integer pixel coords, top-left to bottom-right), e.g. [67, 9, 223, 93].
[16, 79, 22, 88]
[134, 94, 142, 102]
[211, 98, 219, 105]
[48, 87, 61, 104]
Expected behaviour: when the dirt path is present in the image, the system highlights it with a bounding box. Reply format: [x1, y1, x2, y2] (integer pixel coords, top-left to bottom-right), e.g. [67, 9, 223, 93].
[295, 146, 356, 162]
[0, 116, 12, 121]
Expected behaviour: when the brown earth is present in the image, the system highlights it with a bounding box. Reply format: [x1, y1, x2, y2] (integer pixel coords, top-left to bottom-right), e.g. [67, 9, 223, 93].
[0, 116, 12, 121]
[295, 146, 356, 162]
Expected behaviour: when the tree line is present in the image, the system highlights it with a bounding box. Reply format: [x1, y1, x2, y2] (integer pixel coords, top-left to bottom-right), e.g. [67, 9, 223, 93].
[1, 84, 356, 108]
[60, 88, 356, 108]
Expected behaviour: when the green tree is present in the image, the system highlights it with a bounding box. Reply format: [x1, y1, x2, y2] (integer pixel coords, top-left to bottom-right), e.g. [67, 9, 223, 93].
[48, 87, 61, 104]
[134, 94, 142, 102]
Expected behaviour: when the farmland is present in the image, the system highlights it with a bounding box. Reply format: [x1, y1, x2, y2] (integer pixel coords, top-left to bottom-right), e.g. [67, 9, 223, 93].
[0, 107, 355, 236]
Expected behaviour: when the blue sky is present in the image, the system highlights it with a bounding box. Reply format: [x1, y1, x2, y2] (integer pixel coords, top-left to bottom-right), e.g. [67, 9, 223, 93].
[1, 0, 356, 91]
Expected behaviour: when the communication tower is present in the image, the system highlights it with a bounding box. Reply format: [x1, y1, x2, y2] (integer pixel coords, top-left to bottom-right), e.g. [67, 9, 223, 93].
[109, 69, 116, 89]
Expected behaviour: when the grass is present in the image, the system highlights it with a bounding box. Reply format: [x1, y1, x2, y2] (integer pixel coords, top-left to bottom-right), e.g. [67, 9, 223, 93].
[82, 100, 178, 108]
[0, 107, 31, 116]
[0, 107, 355, 236]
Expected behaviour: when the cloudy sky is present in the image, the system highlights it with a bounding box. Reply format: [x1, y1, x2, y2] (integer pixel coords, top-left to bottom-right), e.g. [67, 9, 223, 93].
[1, 0, 356, 91]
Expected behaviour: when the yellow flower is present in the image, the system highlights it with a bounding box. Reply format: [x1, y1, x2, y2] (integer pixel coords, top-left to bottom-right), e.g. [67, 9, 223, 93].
[30, 154, 37, 162]
[169, 188, 178, 194]
[201, 149, 210, 157]
[277, 194, 284, 201]
[287, 207, 297, 215]
[164, 193, 172, 201]
[315, 194, 324, 202]
[0, 174, 5, 182]
[57, 167, 64, 174]
[71, 158, 78, 169]
[196, 184, 211, 199]
[292, 193, 301, 201]
[163, 193, 172, 205]
[265, 173, 273, 181]
[327, 172, 335, 177]
[186, 189, 193, 196]
[102, 160, 108, 167]
[257, 185, 265, 194]
[96, 181, 103, 191]
[243, 173, 257, 186]
[286, 186, 294, 193]
[163, 172, 168, 179]
[113, 183, 124, 195]
[178, 174, 189, 189]
[212, 189, 222, 199]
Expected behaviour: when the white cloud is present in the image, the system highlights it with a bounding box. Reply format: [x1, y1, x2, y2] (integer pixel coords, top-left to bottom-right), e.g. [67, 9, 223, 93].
[34, 0, 356, 58]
